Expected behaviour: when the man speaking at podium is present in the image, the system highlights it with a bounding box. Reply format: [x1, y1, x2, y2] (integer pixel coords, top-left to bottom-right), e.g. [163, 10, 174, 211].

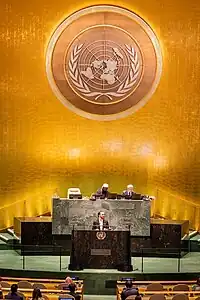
[92, 211, 109, 230]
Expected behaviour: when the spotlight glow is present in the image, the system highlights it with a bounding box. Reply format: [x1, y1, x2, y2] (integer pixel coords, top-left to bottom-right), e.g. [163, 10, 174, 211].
[68, 148, 81, 159]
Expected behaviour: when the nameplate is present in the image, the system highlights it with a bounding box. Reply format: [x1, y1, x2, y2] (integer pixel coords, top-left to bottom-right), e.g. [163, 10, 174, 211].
[91, 249, 111, 256]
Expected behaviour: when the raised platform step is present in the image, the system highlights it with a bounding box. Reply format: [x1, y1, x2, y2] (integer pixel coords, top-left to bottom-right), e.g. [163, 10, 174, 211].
[0, 238, 7, 249]
[7, 228, 20, 240]
[14, 216, 190, 258]
[189, 233, 200, 251]
[0, 232, 20, 245]
[190, 233, 200, 240]
[0, 239, 6, 244]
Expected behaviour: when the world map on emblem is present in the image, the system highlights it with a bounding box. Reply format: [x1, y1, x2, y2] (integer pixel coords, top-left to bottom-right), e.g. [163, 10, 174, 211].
[66, 27, 142, 105]
[46, 6, 162, 120]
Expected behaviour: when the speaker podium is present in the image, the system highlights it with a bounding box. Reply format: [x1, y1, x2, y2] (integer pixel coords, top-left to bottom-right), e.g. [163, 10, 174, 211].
[68, 229, 133, 271]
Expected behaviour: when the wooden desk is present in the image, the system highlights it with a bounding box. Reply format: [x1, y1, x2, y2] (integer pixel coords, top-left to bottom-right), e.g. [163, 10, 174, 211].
[2, 295, 76, 300]
[116, 286, 200, 300]
[1, 276, 84, 300]
[2, 288, 83, 300]
[2, 277, 83, 289]
[2, 277, 83, 283]
[116, 280, 195, 298]
[5, 281, 83, 291]
[117, 281, 195, 285]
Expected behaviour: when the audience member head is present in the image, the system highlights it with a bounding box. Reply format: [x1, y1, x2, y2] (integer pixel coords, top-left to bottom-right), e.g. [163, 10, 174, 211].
[135, 295, 142, 300]
[127, 184, 134, 192]
[197, 277, 200, 286]
[65, 276, 73, 285]
[11, 284, 18, 294]
[32, 288, 42, 300]
[98, 211, 105, 220]
[125, 280, 133, 288]
[69, 283, 76, 293]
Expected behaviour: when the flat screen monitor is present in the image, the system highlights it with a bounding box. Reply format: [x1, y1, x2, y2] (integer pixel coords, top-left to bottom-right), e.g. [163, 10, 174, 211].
[69, 194, 82, 199]
[108, 193, 118, 199]
[121, 277, 135, 281]
[124, 193, 141, 200]
[132, 193, 141, 200]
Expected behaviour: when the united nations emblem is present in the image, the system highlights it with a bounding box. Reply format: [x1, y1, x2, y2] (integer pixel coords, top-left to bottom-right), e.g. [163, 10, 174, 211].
[96, 231, 107, 240]
[46, 5, 162, 121]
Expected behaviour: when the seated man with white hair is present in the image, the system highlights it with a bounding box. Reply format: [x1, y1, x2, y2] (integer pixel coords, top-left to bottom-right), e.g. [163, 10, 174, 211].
[122, 184, 136, 199]
[96, 183, 109, 199]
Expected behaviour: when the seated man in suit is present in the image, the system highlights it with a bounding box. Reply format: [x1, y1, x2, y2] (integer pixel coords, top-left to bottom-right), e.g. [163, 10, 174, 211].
[92, 211, 109, 230]
[68, 283, 81, 300]
[122, 184, 136, 199]
[96, 183, 109, 199]
[5, 284, 23, 300]
[121, 280, 138, 300]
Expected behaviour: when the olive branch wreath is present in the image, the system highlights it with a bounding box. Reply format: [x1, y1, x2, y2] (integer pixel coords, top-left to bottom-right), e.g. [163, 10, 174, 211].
[68, 44, 140, 101]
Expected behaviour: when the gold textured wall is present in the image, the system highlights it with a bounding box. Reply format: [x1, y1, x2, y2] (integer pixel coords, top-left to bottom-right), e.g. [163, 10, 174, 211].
[0, 0, 200, 230]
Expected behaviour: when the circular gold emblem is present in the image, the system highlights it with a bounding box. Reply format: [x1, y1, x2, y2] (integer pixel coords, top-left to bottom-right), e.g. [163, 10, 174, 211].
[96, 231, 107, 240]
[46, 5, 162, 121]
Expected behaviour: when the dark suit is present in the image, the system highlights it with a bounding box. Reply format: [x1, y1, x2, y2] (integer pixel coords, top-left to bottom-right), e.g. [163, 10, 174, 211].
[67, 292, 81, 300]
[92, 219, 109, 230]
[5, 293, 23, 300]
[59, 293, 80, 300]
[122, 190, 136, 199]
[121, 287, 138, 300]
[96, 188, 109, 199]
